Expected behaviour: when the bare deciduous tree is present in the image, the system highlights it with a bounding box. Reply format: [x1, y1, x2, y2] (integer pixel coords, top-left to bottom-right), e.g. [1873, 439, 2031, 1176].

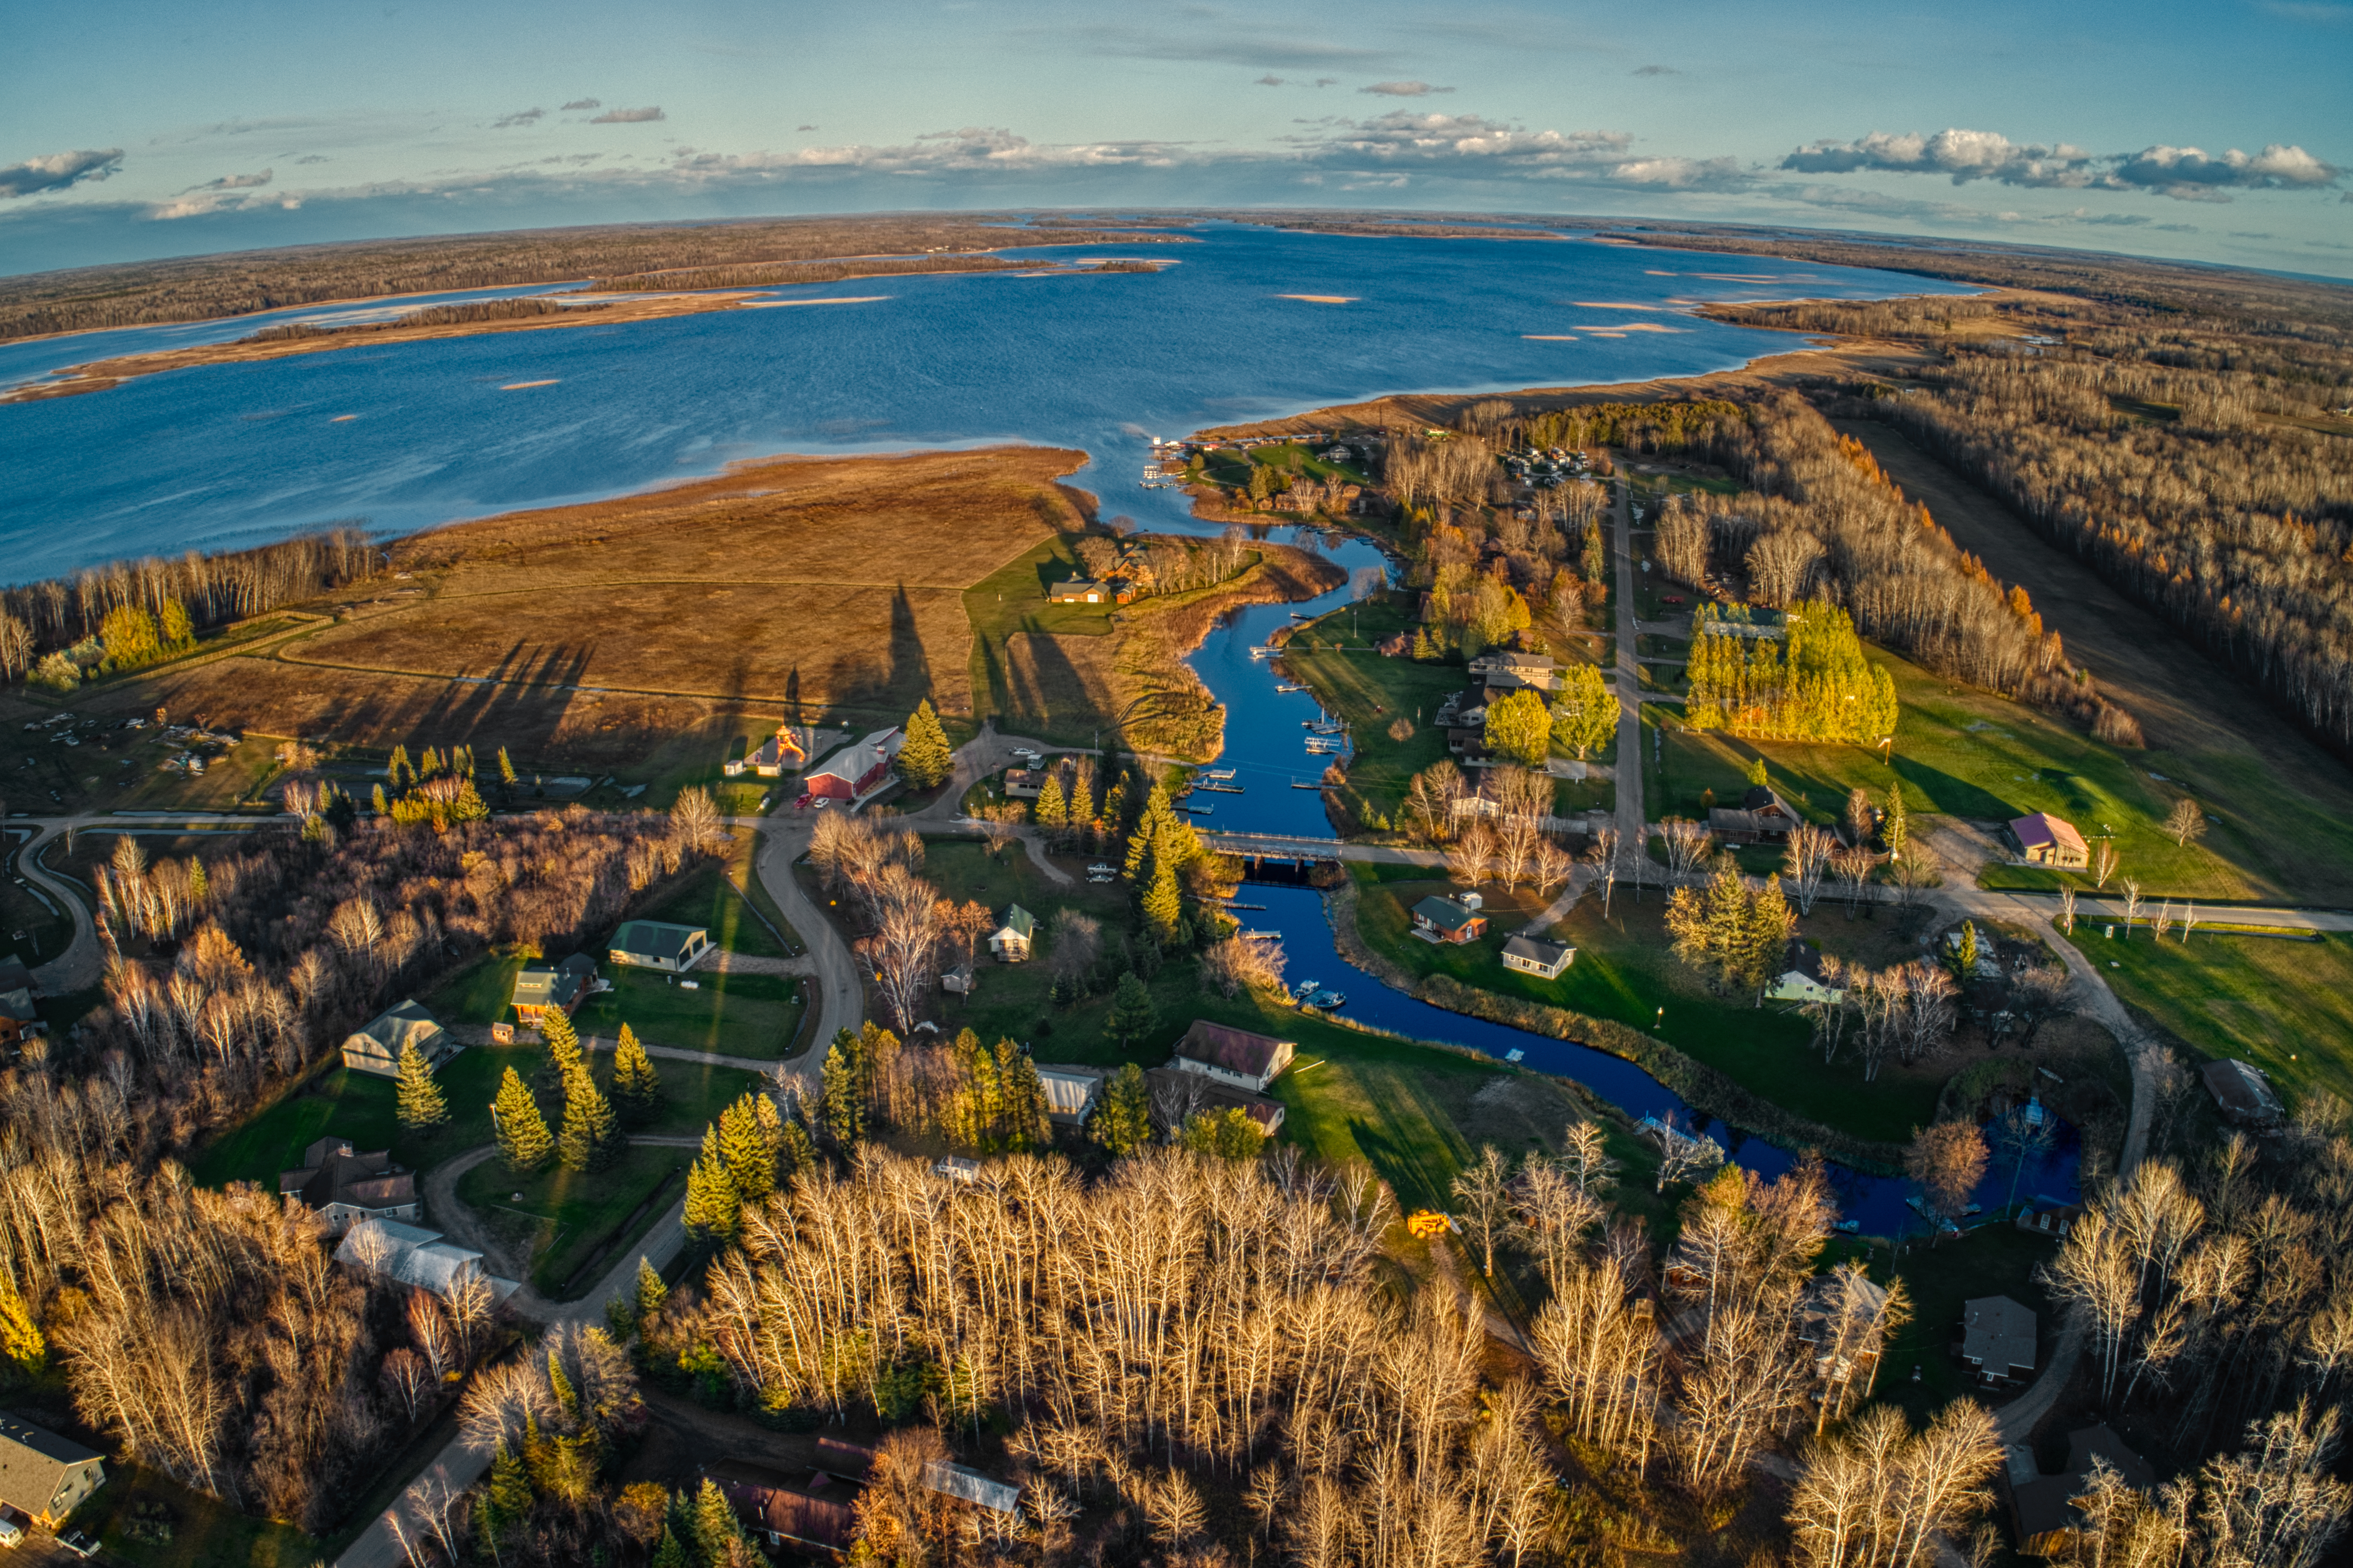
[1783, 824, 1834, 916]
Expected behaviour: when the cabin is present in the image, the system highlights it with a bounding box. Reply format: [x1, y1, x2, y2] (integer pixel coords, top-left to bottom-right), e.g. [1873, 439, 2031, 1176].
[989, 905, 1036, 962]
[1501, 935, 1574, 979]
[1766, 940, 1845, 1006]
[941, 962, 976, 996]
[2200, 1058, 2285, 1130]
[610, 920, 713, 973]
[1147, 1066, 1287, 1136]
[1960, 1296, 2037, 1384]
[1411, 896, 1488, 944]
[2008, 1427, 2155, 1558]
[511, 951, 597, 1026]
[0, 1415, 105, 1531]
[1035, 1065, 1105, 1124]
[711, 1460, 863, 1555]
[2007, 812, 2090, 869]
[805, 727, 904, 802]
[280, 1137, 419, 1234]
[334, 1218, 522, 1303]
[725, 726, 809, 779]
[1049, 579, 1112, 604]
[1708, 787, 1800, 844]
[1171, 1019, 1295, 1094]
[341, 999, 454, 1079]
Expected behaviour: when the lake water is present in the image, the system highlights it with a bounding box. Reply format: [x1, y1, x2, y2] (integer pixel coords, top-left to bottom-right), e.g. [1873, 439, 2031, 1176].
[0, 221, 1971, 579]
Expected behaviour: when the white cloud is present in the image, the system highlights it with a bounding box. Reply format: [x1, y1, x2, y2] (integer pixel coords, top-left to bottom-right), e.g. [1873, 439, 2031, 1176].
[179, 169, 272, 193]
[1361, 81, 1452, 97]
[0, 147, 124, 199]
[493, 108, 545, 128]
[2111, 142, 2339, 194]
[1783, 126, 2342, 201]
[590, 106, 666, 124]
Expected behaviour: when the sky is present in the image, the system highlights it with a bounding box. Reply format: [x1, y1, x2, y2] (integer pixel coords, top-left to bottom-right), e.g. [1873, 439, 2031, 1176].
[2, 0, 2349, 280]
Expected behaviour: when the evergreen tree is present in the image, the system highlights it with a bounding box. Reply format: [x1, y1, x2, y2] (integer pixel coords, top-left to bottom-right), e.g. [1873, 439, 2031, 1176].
[690, 1478, 751, 1566]
[1949, 920, 1980, 983]
[0, 1277, 47, 1376]
[896, 699, 955, 789]
[1034, 770, 1068, 835]
[186, 856, 209, 905]
[820, 1029, 867, 1144]
[996, 1039, 1052, 1149]
[1883, 785, 1909, 860]
[476, 1443, 534, 1552]
[717, 1093, 779, 1205]
[1104, 972, 1162, 1051]
[1744, 756, 1770, 788]
[1180, 1106, 1269, 1160]
[1742, 876, 1794, 993]
[492, 1067, 554, 1174]
[536, 1008, 583, 1090]
[160, 598, 194, 648]
[372, 782, 390, 817]
[1412, 626, 1434, 660]
[650, 1526, 689, 1568]
[545, 1346, 581, 1422]
[386, 744, 411, 785]
[682, 1128, 741, 1245]
[452, 780, 491, 823]
[395, 1040, 450, 1132]
[635, 1257, 669, 1326]
[1140, 856, 1184, 945]
[498, 746, 519, 787]
[558, 1066, 623, 1172]
[1088, 1063, 1154, 1156]
[610, 1024, 663, 1125]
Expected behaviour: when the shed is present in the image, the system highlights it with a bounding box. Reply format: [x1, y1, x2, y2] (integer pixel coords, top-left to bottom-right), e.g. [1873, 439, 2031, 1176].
[2200, 1058, 2284, 1129]
[941, 962, 976, 996]
[1960, 1296, 2037, 1383]
[511, 951, 597, 1025]
[1501, 935, 1574, 979]
[1766, 940, 1845, 1006]
[280, 1136, 419, 1234]
[0, 1415, 105, 1530]
[922, 1461, 1021, 1515]
[610, 920, 713, 973]
[1411, 896, 1487, 944]
[988, 905, 1036, 962]
[1035, 1065, 1105, 1123]
[341, 999, 454, 1079]
[1171, 1019, 1295, 1093]
[2008, 813, 2090, 869]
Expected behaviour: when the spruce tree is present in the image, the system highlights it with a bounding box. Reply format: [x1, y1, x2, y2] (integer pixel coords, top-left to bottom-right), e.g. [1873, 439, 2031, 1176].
[690, 1478, 750, 1565]
[386, 744, 411, 785]
[1104, 972, 1162, 1051]
[187, 857, 209, 905]
[373, 783, 390, 817]
[897, 699, 954, 789]
[610, 1024, 663, 1125]
[716, 1093, 779, 1205]
[820, 1029, 866, 1144]
[999, 1045, 1051, 1149]
[634, 1256, 669, 1326]
[537, 1008, 583, 1090]
[1141, 856, 1184, 945]
[650, 1526, 688, 1568]
[492, 1067, 554, 1174]
[682, 1128, 742, 1244]
[1089, 1063, 1154, 1156]
[558, 1067, 623, 1172]
[395, 1040, 450, 1133]
[1034, 770, 1068, 835]
[498, 746, 519, 787]
[476, 1444, 534, 1551]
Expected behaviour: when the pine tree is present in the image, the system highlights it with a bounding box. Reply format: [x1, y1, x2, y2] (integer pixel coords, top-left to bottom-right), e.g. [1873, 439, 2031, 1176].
[610, 1024, 663, 1125]
[635, 1256, 669, 1326]
[476, 1443, 534, 1551]
[1412, 626, 1434, 660]
[999, 1044, 1051, 1149]
[682, 1128, 741, 1245]
[1104, 971, 1162, 1051]
[452, 780, 491, 823]
[0, 1277, 46, 1376]
[186, 856, 209, 905]
[498, 746, 518, 787]
[820, 1029, 866, 1144]
[897, 699, 954, 789]
[1089, 1062, 1154, 1156]
[537, 1008, 583, 1090]
[546, 1346, 581, 1422]
[650, 1526, 688, 1568]
[386, 744, 411, 785]
[395, 1040, 450, 1132]
[690, 1478, 750, 1566]
[1034, 770, 1068, 834]
[558, 1067, 623, 1172]
[492, 1067, 554, 1174]
[717, 1093, 778, 1204]
[372, 782, 390, 817]
[160, 598, 193, 648]
[1743, 875, 1794, 993]
[1141, 855, 1184, 944]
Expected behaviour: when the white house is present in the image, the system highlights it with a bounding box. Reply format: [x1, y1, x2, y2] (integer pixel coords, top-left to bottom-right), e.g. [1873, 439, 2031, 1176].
[1766, 941, 1846, 1006]
[988, 905, 1036, 962]
[1500, 936, 1574, 979]
[336, 1218, 522, 1303]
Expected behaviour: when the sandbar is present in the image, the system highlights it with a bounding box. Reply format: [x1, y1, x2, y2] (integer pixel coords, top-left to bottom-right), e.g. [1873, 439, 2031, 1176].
[500, 380, 561, 390]
[744, 296, 892, 308]
[1276, 294, 1358, 304]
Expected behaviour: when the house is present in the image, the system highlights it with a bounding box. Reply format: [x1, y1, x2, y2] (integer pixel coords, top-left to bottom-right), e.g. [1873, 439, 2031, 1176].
[0, 957, 38, 1050]
[1002, 769, 1045, 800]
[1960, 1296, 2037, 1384]
[804, 727, 905, 802]
[941, 962, 976, 996]
[0, 1415, 105, 1531]
[335, 1218, 522, 1303]
[341, 999, 455, 1079]
[711, 1460, 862, 1555]
[934, 1156, 981, 1184]
[725, 726, 809, 780]
[1766, 940, 1845, 1006]
[1035, 1065, 1104, 1124]
[510, 951, 597, 1026]
[1501, 936, 1574, 979]
[922, 1461, 1021, 1515]
[1170, 1019, 1295, 1093]
[988, 905, 1036, 962]
[2008, 812, 2090, 869]
[1708, 786, 1801, 844]
[1411, 896, 1488, 944]
[279, 1137, 420, 1233]
[1049, 578, 1113, 604]
[2016, 1199, 2083, 1238]
[610, 920, 713, 973]
[2009, 1426, 2155, 1558]
[1793, 1271, 1892, 1386]
[1468, 651, 1558, 682]
[2200, 1058, 2285, 1130]
[1147, 1066, 1286, 1135]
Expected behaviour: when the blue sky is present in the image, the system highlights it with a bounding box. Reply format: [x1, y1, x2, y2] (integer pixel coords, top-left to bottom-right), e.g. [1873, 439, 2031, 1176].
[3, 0, 2348, 278]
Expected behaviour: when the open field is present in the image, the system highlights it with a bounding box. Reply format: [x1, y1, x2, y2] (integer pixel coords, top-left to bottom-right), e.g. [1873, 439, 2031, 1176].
[580, 966, 806, 1060]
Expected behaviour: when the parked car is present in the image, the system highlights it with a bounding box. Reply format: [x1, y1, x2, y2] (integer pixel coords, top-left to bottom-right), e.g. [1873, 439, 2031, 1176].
[0, 1516, 22, 1548]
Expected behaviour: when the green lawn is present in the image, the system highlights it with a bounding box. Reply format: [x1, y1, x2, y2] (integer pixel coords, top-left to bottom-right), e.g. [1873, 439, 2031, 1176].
[579, 965, 806, 1060]
[2059, 927, 2353, 1110]
[72, 1464, 315, 1568]
[457, 1140, 691, 1298]
[963, 534, 1117, 744]
[1353, 871, 1947, 1146]
[630, 853, 795, 959]
[188, 1040, 763, 1189]
[421, 951, 527, 1024]
[1860, 1223, 2060, 1425]
[1647, 647, 2256, 900]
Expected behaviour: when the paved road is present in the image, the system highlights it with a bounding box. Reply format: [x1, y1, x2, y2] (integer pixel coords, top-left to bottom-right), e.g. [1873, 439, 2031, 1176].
[8, 824, 103, 994]
[1610, 481, 1647, 859]
[730, 815, 865, 1085]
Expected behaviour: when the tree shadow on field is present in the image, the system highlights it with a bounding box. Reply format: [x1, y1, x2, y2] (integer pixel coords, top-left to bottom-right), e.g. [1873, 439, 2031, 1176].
[1890, 756, 2015, 821]
[371, 639, 597, 767]
[887, 586, 931, 712]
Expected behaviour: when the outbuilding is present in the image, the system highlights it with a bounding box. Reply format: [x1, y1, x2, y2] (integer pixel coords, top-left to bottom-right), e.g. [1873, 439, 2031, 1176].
[610, 920, 713, 973]
[988, 905, 1036, 962]
[1766, 940, 1845, 1006]
[2200, 1058, 2285, 1130]
[805, 727, 904, 802]
[341, 999, 454, 1079]
[1501, 935, 1574, 979]
[1035, 1065, 1105, 1123]
[1411, 896, 1488, 944]
[2007, 812, 2091, 869]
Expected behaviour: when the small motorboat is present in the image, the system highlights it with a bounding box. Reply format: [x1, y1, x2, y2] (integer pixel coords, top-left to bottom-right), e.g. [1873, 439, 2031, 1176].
[1304, 989, 1346, 1009]
[1833, 1219, 1861, 1235]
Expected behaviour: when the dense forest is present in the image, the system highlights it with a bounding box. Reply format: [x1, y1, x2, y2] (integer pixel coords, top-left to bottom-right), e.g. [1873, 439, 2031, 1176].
[0, 216, 1184, 341]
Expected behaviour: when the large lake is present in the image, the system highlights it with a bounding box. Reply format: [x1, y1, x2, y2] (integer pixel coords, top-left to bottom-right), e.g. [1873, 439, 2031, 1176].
[0, 222, 1971, 578]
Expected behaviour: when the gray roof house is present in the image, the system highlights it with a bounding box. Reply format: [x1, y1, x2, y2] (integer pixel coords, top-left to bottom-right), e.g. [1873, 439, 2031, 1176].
[511, 951, 597, 1023]
[341, 1000, 454, 1080]
[280, 1137, 420, 1234]
[610, 920, 713, 973]
[0, 1414, 104, 1530]
[1961, 1296, 2038, 1383]
[1501, 935, 1575, 980]
[335, 1218, 522, 1303]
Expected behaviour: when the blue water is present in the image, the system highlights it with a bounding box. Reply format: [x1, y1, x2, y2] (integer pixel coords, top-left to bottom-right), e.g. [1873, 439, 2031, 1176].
[0, 222, 1973, 578]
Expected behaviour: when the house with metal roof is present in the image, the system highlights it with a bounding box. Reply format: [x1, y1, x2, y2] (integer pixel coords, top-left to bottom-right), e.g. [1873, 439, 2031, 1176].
[922, 1460, 1020, 1515]
[609, 920, 713, 973]
[1411, 895, 1488, 944]
[280, 1136, 419, 1234]
[1034, 1065, 1105, 1124]
[804, 727, 904, 802]
[1171, 1019, 1295, 1093]
[988, 905, 1036, 962]
[1501, 935, 1574, 979]
[341, 999, 454, 1079]
[2200, 1058, 2285, 1129]
[0, 1415, 104, 1531]
[1960, 1296, 2038, 1384]
[511, 951, 598, 1026]
[2007, 812, 2090, 869]
[335, 1218, 521, 1303]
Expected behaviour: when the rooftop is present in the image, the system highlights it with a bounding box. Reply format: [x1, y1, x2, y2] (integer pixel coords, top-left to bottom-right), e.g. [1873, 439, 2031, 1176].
[1175, 1019, 1294, 1080]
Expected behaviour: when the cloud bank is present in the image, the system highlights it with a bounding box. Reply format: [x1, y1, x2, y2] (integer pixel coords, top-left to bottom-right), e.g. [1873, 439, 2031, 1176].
[1361, 81, 1451, 96]
[1783, 128, 2341, 199]
[589, 106, 666, 124]
[0, 147, 124, 199]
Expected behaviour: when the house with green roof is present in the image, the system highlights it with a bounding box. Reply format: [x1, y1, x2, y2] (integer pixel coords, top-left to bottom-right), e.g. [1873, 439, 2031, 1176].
[988, 905, 1036, 962]
[342, 999, 454, 1079]
[610, 920, 713, 973]
[511, 951, 598, 1027]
